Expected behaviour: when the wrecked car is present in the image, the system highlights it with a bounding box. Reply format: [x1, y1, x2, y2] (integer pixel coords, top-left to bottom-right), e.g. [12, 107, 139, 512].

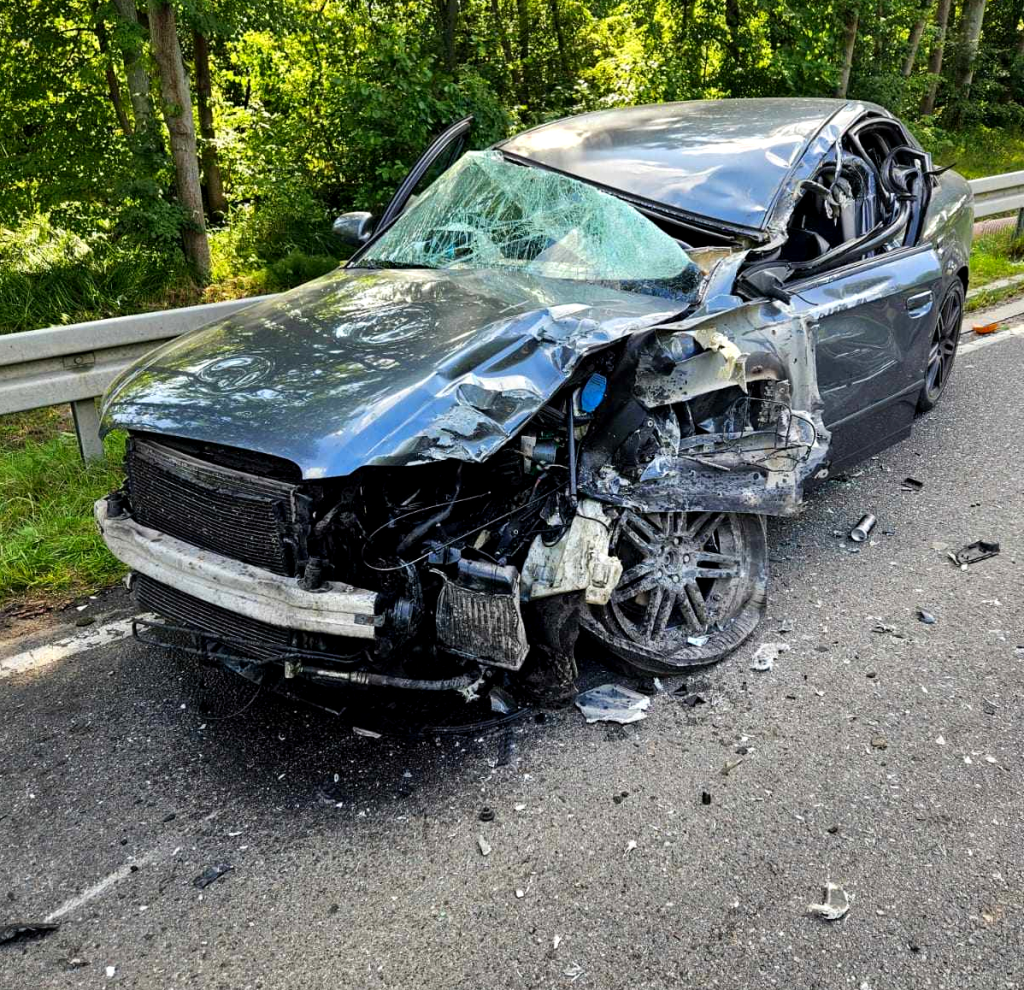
[95, 98, 972, 708]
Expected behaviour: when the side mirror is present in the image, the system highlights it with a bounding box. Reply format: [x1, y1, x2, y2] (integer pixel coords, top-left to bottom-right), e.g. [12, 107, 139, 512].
[332, 211, 375, 249]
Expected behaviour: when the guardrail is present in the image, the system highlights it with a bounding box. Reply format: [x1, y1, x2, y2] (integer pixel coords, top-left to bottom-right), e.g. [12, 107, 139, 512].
[0, 295, 274, 461]
[969, 169, 1024, 222]
[2, 169, 1023, 465]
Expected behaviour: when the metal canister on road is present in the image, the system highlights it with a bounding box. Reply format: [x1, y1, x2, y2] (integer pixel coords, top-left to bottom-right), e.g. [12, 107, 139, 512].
[849, 514, 877, 542]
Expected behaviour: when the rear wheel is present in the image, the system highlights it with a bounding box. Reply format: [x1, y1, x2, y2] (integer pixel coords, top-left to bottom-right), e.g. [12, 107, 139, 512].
[579, 510, 767, 674]
[918, 280, 964, 412]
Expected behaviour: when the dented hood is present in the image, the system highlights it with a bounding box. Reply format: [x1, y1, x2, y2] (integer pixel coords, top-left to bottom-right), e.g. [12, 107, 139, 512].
[101, 267, 681, 479]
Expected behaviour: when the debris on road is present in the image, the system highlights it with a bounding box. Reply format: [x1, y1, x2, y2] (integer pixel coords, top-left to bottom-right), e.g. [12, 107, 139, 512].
[625, 839, 638, 855]
[675, 691, 707, 708]
[477, 835, 492, 857]
[575, 684, 650, 724]
[701, 791, 712, 805]
[901, 477, 924, 491]
[193, 862, 233, 889]
[849, 514, 877, 542]
[972, 320, 1002, 335]
[951, 540, 1000, 568]
[807, 882, 851, 921]
[870, 735, 888, 750]
[0, 921, 59, 946]
[750, 642, 789, 671]
[564, 963, 583, 981]
[917, 609, 937, 625]
[720, 757, 744, 776]
[105, 965, 116, 979]
[478, 806, 495, 822]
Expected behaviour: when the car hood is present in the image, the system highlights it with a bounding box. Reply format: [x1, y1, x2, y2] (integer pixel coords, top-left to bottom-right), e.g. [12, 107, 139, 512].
[101, 267, 684, 479]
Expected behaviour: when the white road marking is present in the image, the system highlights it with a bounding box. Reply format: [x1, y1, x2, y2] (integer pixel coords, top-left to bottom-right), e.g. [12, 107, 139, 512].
[0, 614, 151, 680]
[959, 323, 1024, 355]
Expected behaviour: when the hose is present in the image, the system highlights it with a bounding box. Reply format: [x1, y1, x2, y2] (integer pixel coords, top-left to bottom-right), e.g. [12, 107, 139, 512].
[299, 667, 480, 692]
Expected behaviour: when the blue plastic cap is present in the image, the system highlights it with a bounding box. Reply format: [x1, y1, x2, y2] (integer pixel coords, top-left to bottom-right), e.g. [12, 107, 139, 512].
[580, 373, 607, 413]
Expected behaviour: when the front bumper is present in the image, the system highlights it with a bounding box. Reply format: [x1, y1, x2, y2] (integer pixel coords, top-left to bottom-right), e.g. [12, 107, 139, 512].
[94, 497, 379, 640]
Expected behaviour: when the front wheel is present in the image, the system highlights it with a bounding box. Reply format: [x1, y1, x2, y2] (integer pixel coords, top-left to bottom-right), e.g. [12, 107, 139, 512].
[579, 510, 767, 674]
[918, 280, 964, 412]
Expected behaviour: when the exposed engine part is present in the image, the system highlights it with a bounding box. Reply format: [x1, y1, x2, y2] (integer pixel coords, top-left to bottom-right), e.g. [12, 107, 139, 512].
[436, 560, 530, 670]
[521, 499, 622, 606]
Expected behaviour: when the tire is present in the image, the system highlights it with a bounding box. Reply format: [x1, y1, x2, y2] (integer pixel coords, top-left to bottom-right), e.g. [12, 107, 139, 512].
[918, 280, 964, 413]
[579, 510, 768, 674]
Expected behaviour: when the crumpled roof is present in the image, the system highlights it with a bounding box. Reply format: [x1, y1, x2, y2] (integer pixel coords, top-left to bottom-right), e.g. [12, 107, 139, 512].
[364, 151, 695, 285]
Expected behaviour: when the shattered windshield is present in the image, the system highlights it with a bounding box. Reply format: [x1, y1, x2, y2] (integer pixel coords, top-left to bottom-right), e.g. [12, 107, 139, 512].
[360, 151, 702, 300]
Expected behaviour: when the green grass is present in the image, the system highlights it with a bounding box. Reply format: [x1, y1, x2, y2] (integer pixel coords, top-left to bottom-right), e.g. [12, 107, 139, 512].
[918, 125, 1024, 180]
[968, 223, 1024, 285]
[0, 418, 126, 603]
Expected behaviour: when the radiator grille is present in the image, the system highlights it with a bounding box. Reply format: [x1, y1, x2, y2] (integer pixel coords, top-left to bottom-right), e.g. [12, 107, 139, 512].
[135, 574, 294, 661]
[127, 436, 301, 576]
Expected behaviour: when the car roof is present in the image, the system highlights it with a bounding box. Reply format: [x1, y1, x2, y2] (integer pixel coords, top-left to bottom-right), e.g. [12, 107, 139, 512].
[498, 98, 879, 234]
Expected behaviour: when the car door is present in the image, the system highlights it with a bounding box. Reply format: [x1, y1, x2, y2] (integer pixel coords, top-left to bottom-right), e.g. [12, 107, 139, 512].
[374, 116, 473, 233]
[787, 244, 944, 467]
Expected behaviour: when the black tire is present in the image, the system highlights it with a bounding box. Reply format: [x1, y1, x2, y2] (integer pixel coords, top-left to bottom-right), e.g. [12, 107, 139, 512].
[579, 510, 767, 674]
[918, 280, 964, 412]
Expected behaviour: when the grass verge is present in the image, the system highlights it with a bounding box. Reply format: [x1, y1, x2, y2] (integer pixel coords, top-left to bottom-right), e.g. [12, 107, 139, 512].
[0, 410, 126, 605]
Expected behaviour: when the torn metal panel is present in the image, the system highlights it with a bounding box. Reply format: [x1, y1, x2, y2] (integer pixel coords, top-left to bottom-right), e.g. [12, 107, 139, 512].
[587, 299, 830, 516]
[521, 499, 623, 605]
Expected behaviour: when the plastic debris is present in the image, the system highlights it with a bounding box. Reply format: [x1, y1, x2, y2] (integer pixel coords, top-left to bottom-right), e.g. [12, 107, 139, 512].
[973, 320, 1002, 334]
[686, 634, 710, 647]
[574, 684, 650, 724]
[352, 726, 381, 739]
[478, 806, 495, 822]
[675, 691, 707, 708]
[807, 882, 851, 921]
[849, 514, 877, 542]
[564, 963, 583, 981]
[625, 839, 637, 855]
[477, 835, 492, 857]
[870, 735, 888, 750]
[750, 642, 790, 672]
[917, 609, 937, 624]
[901, 477, 924, 491]
[553, 934, 562, 950]
[720, 757, 744, 775]
[0, 922, 59, 946]
[515, 888, 525, 899]
[951, 540, 1000, 568]
[193, 862, 233, 889]
[105, 965, 117, 979]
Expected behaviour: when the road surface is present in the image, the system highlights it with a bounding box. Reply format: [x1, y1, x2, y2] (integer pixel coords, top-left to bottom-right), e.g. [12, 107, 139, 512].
[1, 319, 1023, 989]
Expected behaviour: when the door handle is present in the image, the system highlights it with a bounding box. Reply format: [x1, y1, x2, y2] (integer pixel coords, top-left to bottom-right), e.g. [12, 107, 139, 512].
[906, 291, 933, 318]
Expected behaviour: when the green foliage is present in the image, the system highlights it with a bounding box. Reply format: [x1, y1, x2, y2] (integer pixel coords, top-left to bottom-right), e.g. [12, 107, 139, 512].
[0, 424, 126, 600]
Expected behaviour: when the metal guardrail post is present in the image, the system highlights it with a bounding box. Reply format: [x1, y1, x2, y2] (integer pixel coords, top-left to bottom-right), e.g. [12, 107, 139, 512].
[71, 397, 105, 462]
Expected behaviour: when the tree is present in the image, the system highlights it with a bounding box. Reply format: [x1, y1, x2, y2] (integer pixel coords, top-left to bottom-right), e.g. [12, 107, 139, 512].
[920, 0, 954, 114]
[835, 2, 860, 98]
[147, 0, 210, 276]
[902, 0, 933, 77]
[952, 0, 989, 103]
[111, 0, 157, 136]
[193, 29, 228, 220]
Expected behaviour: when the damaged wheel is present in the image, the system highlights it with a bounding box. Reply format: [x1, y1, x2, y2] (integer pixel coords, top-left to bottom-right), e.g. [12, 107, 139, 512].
[580, 510, 767, 673]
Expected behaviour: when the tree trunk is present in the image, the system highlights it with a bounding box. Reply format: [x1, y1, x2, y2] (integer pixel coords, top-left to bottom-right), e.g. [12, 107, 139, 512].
[548, 0, 571, 79]
[920, 0, 954, 114]
[148, 0, 210, 277]
[193, 31, 228, 221]
[724, 0, 743, 88]
[902, 0, 932, 77]
[94, 11, 133, 136]
[489, 0, 518, 97]
[835, 4, 860, 98]
[516, 0, 530, 104]
[111, 0, 156, 136]
[953, 0, 989, 97]
[437, 0, 459, 72]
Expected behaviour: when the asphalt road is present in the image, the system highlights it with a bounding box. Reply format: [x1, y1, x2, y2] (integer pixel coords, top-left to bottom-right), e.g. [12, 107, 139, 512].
[2, 327, 1023, 990]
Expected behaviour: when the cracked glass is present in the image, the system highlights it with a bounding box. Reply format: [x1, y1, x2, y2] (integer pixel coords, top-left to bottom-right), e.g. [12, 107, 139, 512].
[361, 151, 702, 299]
